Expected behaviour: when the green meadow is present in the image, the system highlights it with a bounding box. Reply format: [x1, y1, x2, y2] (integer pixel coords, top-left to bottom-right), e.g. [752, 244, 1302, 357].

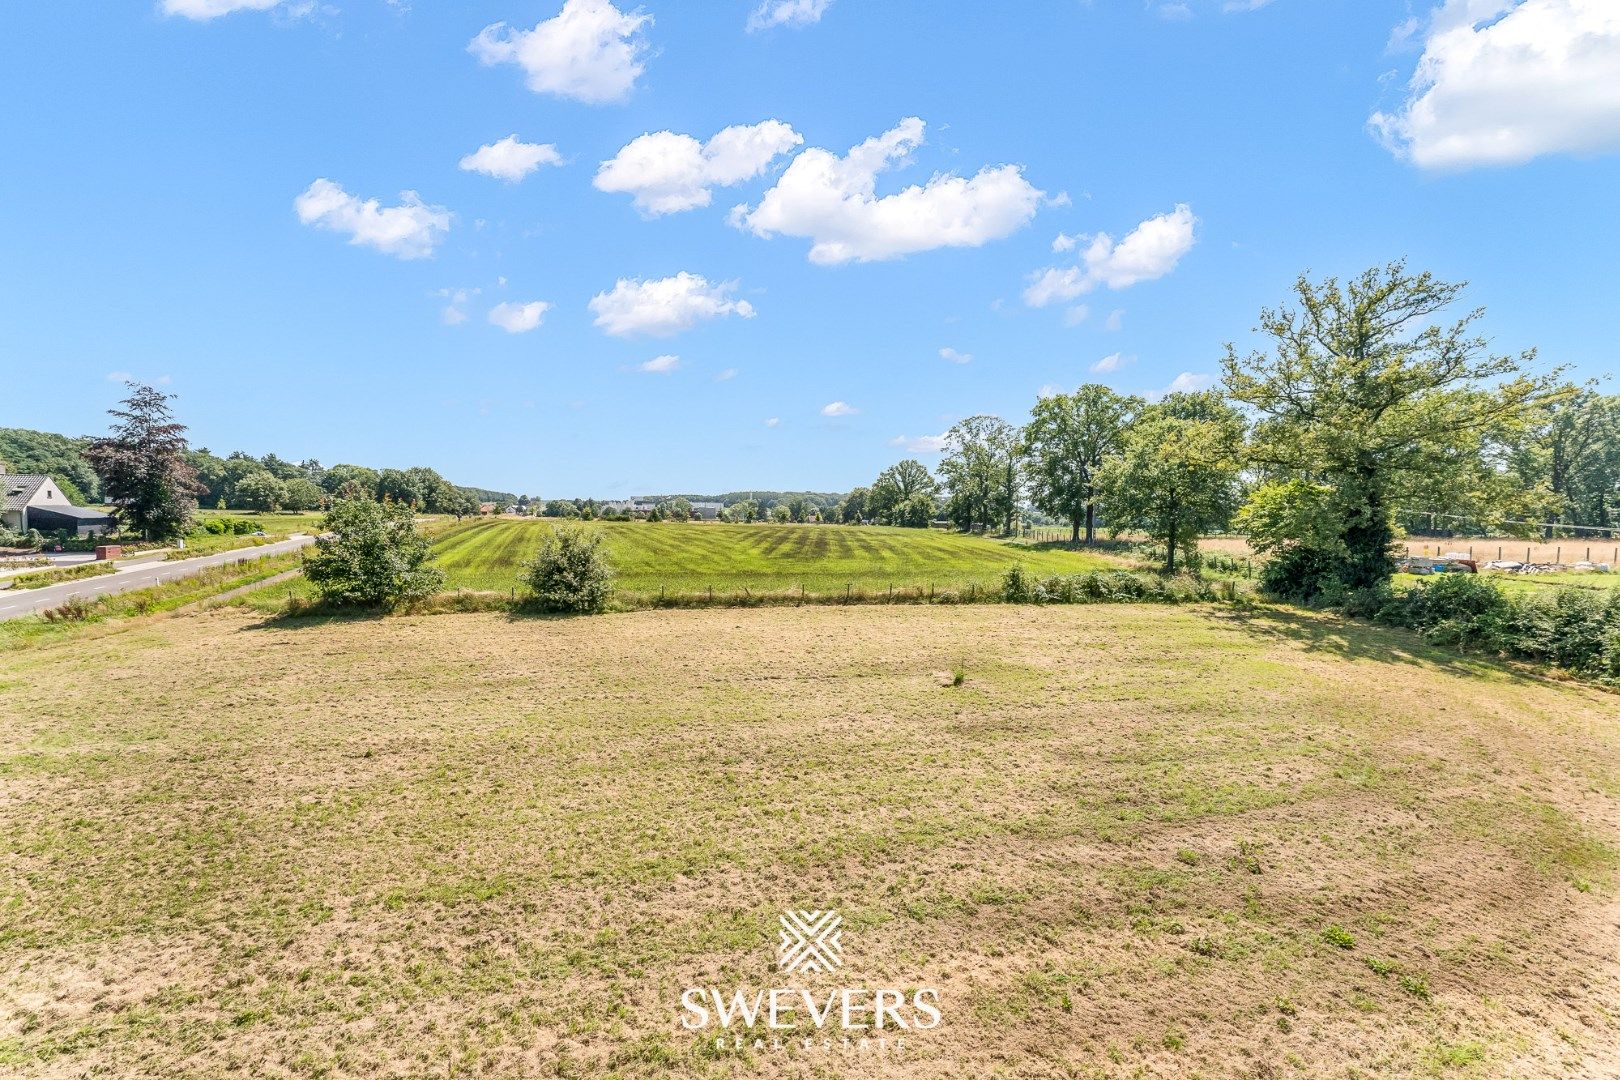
[429, 519, 1122, 598]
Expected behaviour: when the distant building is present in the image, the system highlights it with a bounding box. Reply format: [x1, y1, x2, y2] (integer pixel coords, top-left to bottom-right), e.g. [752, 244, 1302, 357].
[478, 502, 497, 515]
[689, 500, 724, 520]
[2, 473, 117, 536]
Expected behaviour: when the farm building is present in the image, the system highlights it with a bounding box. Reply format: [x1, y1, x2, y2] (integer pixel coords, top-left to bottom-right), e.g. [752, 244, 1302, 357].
[2, 473, 117, 536]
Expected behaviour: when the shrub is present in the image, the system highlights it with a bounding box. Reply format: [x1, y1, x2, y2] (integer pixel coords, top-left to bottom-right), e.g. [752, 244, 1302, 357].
[41, 595, 97, 622]
[304, 498, 444, 608]
[1360, 574, 1620, 684]
[1002, 563, 1034, 603]
[523, 526, 614, 614]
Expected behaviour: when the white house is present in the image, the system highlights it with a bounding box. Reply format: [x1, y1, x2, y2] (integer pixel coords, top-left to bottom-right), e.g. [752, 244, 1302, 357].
[1, 474, 116, 536]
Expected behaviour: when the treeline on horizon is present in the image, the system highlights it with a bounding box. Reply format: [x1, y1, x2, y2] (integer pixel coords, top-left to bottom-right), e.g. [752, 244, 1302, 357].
[0, 427, 517, 515]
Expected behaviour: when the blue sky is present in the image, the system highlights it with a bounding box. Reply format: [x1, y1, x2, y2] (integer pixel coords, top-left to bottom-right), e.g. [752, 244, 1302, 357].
[3, 0, 1618, 498]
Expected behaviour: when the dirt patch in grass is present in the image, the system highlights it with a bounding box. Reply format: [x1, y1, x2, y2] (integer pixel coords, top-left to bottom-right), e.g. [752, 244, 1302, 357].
[1, 604, 1617, 1076]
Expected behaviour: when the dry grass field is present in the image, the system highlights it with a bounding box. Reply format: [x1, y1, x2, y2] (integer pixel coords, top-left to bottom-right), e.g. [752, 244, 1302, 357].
[2, 603, 1618, 1077]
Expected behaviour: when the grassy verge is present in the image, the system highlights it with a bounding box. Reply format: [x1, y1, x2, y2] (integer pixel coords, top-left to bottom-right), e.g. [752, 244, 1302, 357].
[0, 561, 116, 590]
[0, 553, 304, 650]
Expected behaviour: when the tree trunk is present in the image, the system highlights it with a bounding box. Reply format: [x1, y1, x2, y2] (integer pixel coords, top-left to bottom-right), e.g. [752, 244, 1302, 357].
[1165, 519, 1178, 574]
[1084, 501, 1096, 545]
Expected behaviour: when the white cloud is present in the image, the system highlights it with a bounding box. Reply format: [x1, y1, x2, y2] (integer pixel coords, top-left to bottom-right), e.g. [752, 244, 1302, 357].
[488, 300, 550, 333]
[764, 417, 781, 427]
[638, 354, 680, 373]
[939, 347, 973, 364]
[1370, 0, 1620, 169]
[161, 0, 281, 19]
[106, 371, 133, 382]
[294, 179, 450, 259]
[1036, 383, 1064, 399]
[735, 117, 1044, 264]
[1052, 232, 1080, 253]
[1151, 371, 1214, 400]
[1023, 204, 1197, 306]
[715, 367, 738, 381]
[1062, 305, 1090, 327]
[889, 433, 949, 454]
[1105, 309, 1125, 331]
[821, 401, 858, 416]
[595, 121, 802, 216]
[469, 0, 651, 105]
[1091, 352, 1135, 374]
[746, 0, 832, 32]
[437, 286, 479, 324]
[588, 272, 755, 337]
[459, 135, 564, 182]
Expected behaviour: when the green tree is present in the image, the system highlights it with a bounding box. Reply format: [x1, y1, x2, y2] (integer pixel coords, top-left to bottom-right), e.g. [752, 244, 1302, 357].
[939, 417, 1018, 533]
[235, 470, 289, 511]
[377, 468, 424, 508]
[283, 477, 325, 512]
[840, 487, 869, 524]
[868, 460, 936, 526]
[1023, 385, 1142, 544]
[321, 464, 380, 499]
[1098, 392, 1244, 573]
[83, 383, 203, 539]
[664, 497, 694, 522]
[1224, 264, 1558, 594]
[304, 498, 444, 607]
[1501, 385, 1620, 535]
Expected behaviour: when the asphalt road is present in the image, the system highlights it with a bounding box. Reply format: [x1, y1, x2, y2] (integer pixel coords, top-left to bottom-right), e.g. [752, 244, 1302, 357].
[0, 536, 314, 621]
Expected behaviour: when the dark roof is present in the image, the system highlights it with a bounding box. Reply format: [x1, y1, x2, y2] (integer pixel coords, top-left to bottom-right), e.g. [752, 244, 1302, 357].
[3, 475, 50, 513]
[27, 505, 116, 525]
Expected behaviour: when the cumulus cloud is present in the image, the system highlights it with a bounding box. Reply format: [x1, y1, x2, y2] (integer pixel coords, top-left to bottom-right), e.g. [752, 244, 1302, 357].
[588, 272, 755, 337]
[294, 179, 450, 259]
[488, 300, 550, 333]
[1090, 352, 1134, 374]
[1151, 371, 1214, 400]
[939, 347, 973, 364]
[734, 117, 1044, 264]
[1023, 204, 1196, 306]
[161, 0, 281, 19]
[746, 0, 832, 31]
[1370, 0, 1620, 169]
[764, 417, 781, 427]
[821, 401, 858, 416]
[469, 0, 651, 105]
[595, 121, 803, 216]
[459, 135, 564, 182]
[1104, 309, 1125, 331]
[715, 367, 739, 381]
[638, 354, 680, 373]
[889, 433, 949, 453]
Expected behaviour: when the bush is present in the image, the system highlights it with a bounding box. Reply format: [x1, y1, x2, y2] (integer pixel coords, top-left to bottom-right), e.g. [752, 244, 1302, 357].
[1369, 574, 1620, 684]
[523, 526, 614, 614]
[1257, 544, 1342, 603]
[304, 498, 444, 608]
[1002, 565, 1219, 605]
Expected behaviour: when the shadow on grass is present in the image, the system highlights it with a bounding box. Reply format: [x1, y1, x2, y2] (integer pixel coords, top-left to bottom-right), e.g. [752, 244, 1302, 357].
[1211, 603, 1554, 689]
